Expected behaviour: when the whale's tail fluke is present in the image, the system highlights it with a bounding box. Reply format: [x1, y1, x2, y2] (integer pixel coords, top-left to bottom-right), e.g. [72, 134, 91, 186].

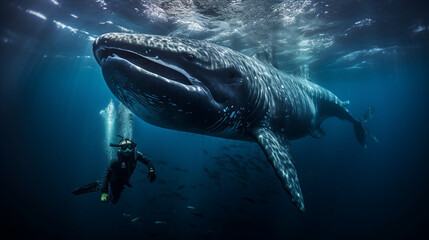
[353, 106, 379, 148]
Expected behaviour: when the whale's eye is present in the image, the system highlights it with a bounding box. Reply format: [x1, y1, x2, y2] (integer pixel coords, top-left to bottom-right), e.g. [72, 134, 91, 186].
[229, 70, 242, 79]
[185, 54, 196, 61]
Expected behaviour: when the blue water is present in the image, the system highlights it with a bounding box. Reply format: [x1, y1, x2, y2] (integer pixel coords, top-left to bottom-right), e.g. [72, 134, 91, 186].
[1, 0, 428, 239]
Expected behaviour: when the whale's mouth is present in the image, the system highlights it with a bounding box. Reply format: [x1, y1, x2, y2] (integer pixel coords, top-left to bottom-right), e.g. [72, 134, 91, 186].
[96, 47, 192, 86]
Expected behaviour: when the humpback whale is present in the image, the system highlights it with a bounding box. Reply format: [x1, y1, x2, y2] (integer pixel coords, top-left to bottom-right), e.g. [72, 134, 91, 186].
[93, 33, 378, 213]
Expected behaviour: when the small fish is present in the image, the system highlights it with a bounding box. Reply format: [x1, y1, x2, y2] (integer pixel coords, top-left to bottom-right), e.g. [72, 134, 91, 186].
[157, 180, 167, 184]
[172, 166, 182, 171]
[178, 184, 185, 189]
[209, 173, 220, 180]
[220, 205, 230, 213]
[236, 174, 249, 181]
[159, 193, 174, 198]
[154, 221, 167, 224]
[172, 191, 182, 197]
[199, 233, 210, 240]
[158, 160, 168, 165]
[248, 161, 263, 173]
[242, 197, 256, 203]
[203, 149, 208, 155]
[192, 212, 204, 218]
[238, 180, 248, 188]
[131, 217, 140, 223]
[258, 199, 270, 205]
[237, 208, 248, 214]
[122, 213, 131, 217]
[187, 205, 195, 210]
[230, 159, 241, 169]
[148, 196, 157, 204]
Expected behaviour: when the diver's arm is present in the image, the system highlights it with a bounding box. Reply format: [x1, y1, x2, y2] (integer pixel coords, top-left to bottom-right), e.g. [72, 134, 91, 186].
[137, 152, 154, 170]
[137, 152, 156, 182]
[101, 165, 112, 193]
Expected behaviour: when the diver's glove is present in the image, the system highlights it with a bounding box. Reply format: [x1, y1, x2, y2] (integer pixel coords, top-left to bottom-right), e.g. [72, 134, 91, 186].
[101, 193, 109, 202]
[148, 168, 156, 183]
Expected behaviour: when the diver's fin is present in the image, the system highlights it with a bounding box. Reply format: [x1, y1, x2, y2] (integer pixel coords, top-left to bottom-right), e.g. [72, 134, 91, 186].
[253, 128, 305, 213]
[353, 106, 379, 148]
[310, 126, 326, 139]
[72, 181, 102, 195]
[252, 46, 279, 69]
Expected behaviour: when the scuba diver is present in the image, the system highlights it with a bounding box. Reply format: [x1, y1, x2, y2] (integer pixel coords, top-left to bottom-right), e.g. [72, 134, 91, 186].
[72, 135, 156, 203]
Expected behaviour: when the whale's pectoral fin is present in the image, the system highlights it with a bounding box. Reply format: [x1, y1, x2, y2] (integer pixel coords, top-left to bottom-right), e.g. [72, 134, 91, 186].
[254, 128, 305, 213]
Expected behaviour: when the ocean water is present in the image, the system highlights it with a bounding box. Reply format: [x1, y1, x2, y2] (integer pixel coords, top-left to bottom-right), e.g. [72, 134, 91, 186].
[0, 0, 428, 239]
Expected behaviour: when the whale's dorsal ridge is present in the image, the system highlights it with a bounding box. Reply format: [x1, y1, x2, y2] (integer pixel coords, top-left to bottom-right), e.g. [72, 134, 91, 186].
[254, 127, 305, 213]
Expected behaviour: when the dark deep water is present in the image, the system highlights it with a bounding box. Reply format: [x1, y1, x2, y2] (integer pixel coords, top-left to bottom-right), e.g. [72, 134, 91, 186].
[1, 0, 428, 239]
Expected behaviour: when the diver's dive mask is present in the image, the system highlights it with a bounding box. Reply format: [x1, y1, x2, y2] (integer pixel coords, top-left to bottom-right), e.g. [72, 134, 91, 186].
[120, 143, 134, 151]
[109, 135, 137, 153]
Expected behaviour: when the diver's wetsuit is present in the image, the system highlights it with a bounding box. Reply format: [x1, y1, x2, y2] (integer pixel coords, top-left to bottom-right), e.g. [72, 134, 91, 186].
[101, 150, 154, 203]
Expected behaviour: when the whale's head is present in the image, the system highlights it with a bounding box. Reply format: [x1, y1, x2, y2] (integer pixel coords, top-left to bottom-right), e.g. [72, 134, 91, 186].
[93, 33, 254, 134]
